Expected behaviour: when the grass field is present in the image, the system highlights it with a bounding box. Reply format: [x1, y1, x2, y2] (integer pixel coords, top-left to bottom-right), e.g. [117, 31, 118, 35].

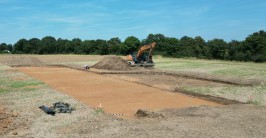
[1, 54, 266, 137]
[153, 56, 266, 104]
[154, 56, 266, 81]
[0, 65, 45, 95]
[1, 54, 265, 81]
[0, 54, 265, 105]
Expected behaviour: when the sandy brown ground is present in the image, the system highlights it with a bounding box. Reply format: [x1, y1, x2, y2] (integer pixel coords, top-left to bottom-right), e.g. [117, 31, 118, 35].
[17, 67, 219, 118]
[1, 55, 266, 137]
[0, 54, 103, 66]
[0, 106, 13, 135]
[106, 74, 230, 92]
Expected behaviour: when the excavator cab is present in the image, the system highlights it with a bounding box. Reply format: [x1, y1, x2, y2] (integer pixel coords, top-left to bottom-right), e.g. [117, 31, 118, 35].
[127, 42, 156, 67]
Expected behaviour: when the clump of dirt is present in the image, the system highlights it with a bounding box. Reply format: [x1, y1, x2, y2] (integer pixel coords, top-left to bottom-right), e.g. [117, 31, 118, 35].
[135, 109, 164, 118]
[0, 107, 13, 135]
[92, 56, 131, 71]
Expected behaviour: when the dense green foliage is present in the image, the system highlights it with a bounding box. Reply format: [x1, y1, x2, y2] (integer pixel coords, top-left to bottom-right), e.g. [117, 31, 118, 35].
[1, 30, 266, 62]
[0, 43, 12, 54]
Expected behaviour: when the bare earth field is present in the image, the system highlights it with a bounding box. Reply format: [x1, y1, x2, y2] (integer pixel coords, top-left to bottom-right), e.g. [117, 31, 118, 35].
[16, 66, 219, 118]
[0, 54, 266, 137]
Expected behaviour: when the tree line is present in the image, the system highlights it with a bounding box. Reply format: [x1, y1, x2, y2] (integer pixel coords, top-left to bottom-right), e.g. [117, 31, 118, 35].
[1, 30, 265, 62]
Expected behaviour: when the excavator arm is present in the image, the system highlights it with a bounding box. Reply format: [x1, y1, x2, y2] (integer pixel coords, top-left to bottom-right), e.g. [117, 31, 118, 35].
[127, 42, 156, 67]
[136, 42, 156, 62]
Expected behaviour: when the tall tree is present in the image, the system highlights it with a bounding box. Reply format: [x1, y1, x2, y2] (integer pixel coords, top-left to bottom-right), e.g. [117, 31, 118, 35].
[56, 38, 69, 54]
[143, 34, 166, 53]
[124, 36, 140, 54]
[163, 37, 179, 57]
[72, 38, 82, 54]
[39, 36, 56, 54]
[95, 39, 109, 55]
[0, 43, 12, 53]
[13, 39, 27, 54]
[179, 36, 196, 57]
[0, 43, 7, 51]
[108, 37, 121, 54]
[194, 36, 206, 58]
[81, 40, 92, 54]
[228, 40, 242, 61]
[242, 30, 266, 62]
[144, 34, 166, 44]
[207, 39, 228, 60]
[28, 38, 40, 54]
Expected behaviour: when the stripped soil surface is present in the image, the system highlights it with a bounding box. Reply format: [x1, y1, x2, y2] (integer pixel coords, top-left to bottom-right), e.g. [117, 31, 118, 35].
[106, 74, 230, 91]
[1, 55, 266, 137]
[0, 106, 13, 135]
[17, 67, 219, 118]
[2, 56, 43, 66]
[106, 74, 243, 104]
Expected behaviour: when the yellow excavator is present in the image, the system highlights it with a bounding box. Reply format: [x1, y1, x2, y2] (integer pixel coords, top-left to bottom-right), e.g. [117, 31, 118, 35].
[126, 42, 156, 67]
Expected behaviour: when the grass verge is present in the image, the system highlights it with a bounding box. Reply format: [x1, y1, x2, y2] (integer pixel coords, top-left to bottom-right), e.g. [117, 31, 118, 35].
[0, 65, 45, 94]
[181, 83, 266, 105]
[154, 57, 266, 81]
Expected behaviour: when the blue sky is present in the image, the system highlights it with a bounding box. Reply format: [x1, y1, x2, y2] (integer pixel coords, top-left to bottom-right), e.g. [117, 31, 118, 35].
[0, 0, 266, 44]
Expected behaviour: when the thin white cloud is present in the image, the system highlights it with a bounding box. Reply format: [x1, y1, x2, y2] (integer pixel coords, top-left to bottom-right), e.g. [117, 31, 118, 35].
[47, 17, 83, 24]
[0, 0, 16, 3]
[2, 6, 27, 12]
[116, 9, 162, 17]
[118, 25, 146, 31]
[59, 1, 106, 10]
[177, 6, 210, 17]
[236, 1, 266, 10]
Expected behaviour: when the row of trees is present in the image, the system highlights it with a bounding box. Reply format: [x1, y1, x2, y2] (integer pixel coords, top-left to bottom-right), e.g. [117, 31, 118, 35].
[0, 43, 12, 53]
[1, 30, 266, 62]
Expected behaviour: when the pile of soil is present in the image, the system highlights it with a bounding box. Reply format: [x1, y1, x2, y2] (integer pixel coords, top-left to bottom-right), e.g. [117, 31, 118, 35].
[5, 56, 43, 66]
[92, 56, 131, 71]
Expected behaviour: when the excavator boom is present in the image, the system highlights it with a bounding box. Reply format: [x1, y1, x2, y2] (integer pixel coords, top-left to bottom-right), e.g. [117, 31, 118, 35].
[127, 42, 156, 67]
[136, 42, 156, 59]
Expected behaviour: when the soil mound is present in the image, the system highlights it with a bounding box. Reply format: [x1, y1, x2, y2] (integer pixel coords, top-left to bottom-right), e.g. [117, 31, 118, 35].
[6, 56, 43, 66]
[92, 56, 131, 71]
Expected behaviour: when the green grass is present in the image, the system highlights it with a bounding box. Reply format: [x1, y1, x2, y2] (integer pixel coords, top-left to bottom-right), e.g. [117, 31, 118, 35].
[0, 79, 6, 84]
[182, 86, 212, 95]
[94, 107, 105, 115]
[0, 65, 45, 94]
[1, 55, 266, 105]
[182, 84, 266, 105]
[154, 57, 266, 80]
[9, 80, 44, 88]
[0, 88, 8, 93]
[211, 66, 266, 77]
[153, 57, 266, 105]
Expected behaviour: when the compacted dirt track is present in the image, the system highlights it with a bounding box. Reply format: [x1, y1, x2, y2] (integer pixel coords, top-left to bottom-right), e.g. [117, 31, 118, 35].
[17, 67, 219, 118]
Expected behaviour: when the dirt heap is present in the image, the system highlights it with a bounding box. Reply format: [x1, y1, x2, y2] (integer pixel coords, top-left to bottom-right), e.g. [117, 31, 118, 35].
[4, 56, 43, 66]
[92, 56, 131, 71]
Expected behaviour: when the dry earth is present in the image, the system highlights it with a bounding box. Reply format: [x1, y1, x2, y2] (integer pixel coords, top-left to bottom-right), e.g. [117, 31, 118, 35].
[0, 55, 266, 137]
[16, 66, 219, 118]
[0, 106, 14, 135]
